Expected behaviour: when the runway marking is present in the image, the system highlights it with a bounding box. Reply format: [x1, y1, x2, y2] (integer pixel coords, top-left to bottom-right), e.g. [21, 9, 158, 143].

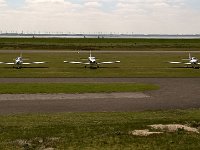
[0, 92, 149, 101]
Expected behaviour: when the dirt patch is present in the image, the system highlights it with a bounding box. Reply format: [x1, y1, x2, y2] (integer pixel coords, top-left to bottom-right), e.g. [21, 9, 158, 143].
[129, 129, 163, 136]
[149, 124, 199, 133]
[130, 124, 199, 137]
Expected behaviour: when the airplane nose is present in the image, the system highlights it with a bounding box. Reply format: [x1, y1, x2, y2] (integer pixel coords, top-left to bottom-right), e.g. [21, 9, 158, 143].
[16, 61, 20, 65]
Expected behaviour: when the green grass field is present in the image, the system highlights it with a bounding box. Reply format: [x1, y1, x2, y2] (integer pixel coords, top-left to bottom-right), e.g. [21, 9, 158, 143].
[0, 38, 200, 50]
[0, 38, 199, 149]
[0, 52, 199, 77]
[0, 109, 200, 149]
[0, 83, 158, 94]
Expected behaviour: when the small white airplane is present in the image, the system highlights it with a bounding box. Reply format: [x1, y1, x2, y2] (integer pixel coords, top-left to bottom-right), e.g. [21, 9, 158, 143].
[64, 51, 120, 68]
[168, 53, 200, 69]
[0, 54, 47, 69]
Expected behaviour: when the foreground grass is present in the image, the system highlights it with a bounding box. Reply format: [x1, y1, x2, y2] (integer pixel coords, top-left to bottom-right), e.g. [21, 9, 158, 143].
[0, 109, 200, 149]
[0, 83, 159, 94]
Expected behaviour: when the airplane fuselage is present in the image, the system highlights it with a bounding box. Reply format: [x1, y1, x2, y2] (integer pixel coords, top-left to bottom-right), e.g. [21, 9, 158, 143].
[190, 57, 198, 64]
[88, 56, 98, 68]
[14, 57, 23, 68]
[189, 57, 199, 69]
[15, 57, 23, 65]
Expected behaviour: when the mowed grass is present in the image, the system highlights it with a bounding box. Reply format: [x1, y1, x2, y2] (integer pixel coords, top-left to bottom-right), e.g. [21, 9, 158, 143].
[0, 83, 158, 94]
[0, 52, 200, 77]
[0, 38, 200, 50]
[0, 109, 200, 149]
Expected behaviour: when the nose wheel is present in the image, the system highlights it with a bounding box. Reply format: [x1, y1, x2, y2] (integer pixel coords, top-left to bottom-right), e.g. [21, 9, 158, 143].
[192, 64, 200, 69]
[14, 65, 22, 69]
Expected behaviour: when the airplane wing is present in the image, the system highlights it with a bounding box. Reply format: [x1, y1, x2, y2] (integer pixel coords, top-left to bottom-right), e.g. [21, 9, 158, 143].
[21, 62, 46, 65]
[31, 61, 46, 64]
[1, 62, 46, 65]
[4, 62, 15, 65]
[64, 61, 91, 65]
[82, 62, 90, 65]
[184, 62, 192, 65]
[64, 61, 83, 64]
[23, 62, 31, 65]
[168, 61, 182, 64]
[98, 61, 120, 64]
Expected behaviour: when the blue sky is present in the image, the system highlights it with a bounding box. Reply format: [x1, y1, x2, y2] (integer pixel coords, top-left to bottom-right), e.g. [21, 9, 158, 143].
[3, 0, 200, 11]
[0, 0, 200, 34]
[185, 0, 200, 10]
[4, 0, 117, 13]
[6, 0, 25, 8]
[3, 0, 196, 8]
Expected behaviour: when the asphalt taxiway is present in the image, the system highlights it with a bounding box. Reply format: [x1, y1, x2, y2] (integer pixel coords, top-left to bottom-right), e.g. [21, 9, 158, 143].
[0, 78, 199, 114]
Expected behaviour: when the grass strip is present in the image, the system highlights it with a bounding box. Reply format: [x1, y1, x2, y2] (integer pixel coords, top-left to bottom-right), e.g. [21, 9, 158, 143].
[0, 109, 200, 149]
[0, 83, 158, 94]
[0, 52, 200, 78]
[1, 38, 200, 50]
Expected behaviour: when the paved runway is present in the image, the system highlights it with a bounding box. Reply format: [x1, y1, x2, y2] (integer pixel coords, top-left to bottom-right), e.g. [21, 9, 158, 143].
[0, 78, 199, 114]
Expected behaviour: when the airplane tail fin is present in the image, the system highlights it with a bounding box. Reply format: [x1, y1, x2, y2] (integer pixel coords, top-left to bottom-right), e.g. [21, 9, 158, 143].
[90, 50, 92, 57]
[189, 53, 191, 60]
[182, 53, 191, 61]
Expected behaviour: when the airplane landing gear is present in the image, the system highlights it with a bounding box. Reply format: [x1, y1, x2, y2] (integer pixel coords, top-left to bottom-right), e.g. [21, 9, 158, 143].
[16, 65, 22, 69]
[192, 65, 199, 69]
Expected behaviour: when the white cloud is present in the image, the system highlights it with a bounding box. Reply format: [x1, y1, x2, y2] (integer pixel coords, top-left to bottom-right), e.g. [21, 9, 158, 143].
[0, 0, 200, 34]
[84, 1, 101, 8]
[0, 0, 6, 7]
[25, 0, 65, 4]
